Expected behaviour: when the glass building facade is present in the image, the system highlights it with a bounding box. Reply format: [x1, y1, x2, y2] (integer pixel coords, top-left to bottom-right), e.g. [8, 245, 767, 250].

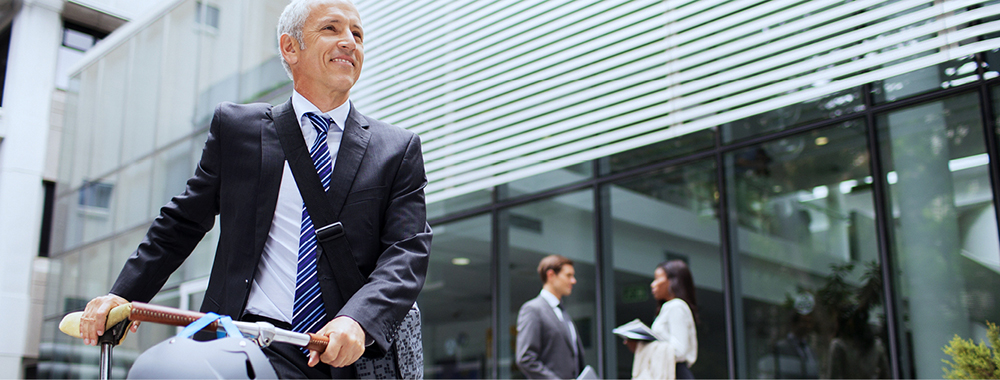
[42, 0, 1000, 379]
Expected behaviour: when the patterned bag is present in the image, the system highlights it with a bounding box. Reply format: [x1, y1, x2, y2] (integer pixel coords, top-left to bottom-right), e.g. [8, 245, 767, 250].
[355, 304, 423, 379]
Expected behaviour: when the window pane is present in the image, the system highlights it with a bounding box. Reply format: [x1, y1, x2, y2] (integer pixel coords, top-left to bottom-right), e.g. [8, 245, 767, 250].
[873, 57, 978, 104]
[81, 174, 117, 243]
[79, 241, 113, 301]
[91, 46, 128, 177]
[722, 87, 865, 144]
[428, 189, 492, 220]
[71, 66, 98, 188]
[114, 158, 152, 232]
[726, 121, 889, 379]
[58, 75, 80, 190]
[63, 28, 95, 51]
[194, 0, 245, 127]
[151, 138, 195, 214]
[194, 0, 243, 126]
[503, 190, 597, 379]
[157, 1, 199, 148]
[503, 163, 593, 200]
[421, 215, 492, 379]
[607, 159, 727, 379]
[238, 0, 287, 102]
[602, 128, 715, 174]
[111, 228, 148, 276]
[54, 46, 85, 90]
[121, 21, 163, 163]
[877, 92, 1000, 379]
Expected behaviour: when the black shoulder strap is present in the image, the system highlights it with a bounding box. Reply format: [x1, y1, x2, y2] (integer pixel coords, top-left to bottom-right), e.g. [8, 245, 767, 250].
[271, 102, 366, 300]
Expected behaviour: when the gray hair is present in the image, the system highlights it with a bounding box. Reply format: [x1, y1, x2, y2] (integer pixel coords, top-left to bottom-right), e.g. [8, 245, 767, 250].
[276, 0, 355, 80]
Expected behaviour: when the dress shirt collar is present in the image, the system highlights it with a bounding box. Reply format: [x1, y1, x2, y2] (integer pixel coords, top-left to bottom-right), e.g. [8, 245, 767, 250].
[540, 289, 561, 309]
[292, 90, 349, 132]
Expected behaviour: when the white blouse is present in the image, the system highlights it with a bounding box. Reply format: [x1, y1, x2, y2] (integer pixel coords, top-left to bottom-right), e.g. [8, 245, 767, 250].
[651, 298, 698, 365]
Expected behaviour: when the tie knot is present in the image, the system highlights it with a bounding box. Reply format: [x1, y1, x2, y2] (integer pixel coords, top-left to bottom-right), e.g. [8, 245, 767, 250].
[557, 303, 564, 311]
[305, 112, 332, 134]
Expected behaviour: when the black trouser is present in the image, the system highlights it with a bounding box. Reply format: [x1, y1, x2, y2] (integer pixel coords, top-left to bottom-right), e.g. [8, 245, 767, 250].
[242, 314, 357, 379]
[676, 361, 694, 379]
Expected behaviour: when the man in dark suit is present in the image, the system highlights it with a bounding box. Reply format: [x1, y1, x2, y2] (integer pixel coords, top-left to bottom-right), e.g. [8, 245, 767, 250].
[516, 255, 586, 379]
[78, 0, 431, 378]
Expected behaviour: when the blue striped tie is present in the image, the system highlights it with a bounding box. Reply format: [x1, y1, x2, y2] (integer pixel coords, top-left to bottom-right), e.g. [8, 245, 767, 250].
[293, 112, 333, 349]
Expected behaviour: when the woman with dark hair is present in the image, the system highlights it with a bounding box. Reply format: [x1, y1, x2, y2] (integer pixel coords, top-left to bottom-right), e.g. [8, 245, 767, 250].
[650, 260, 699, 379]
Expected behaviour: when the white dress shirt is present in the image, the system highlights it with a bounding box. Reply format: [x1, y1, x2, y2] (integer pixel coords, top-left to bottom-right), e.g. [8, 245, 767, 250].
[243, 91, 349, 323]
[539, 289, 577, 347]
[652, 298, 698, 365]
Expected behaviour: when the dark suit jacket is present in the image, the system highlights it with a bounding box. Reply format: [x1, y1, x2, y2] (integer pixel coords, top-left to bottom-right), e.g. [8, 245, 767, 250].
[110, 98, 431, 356]
[516, 295, 585, 379]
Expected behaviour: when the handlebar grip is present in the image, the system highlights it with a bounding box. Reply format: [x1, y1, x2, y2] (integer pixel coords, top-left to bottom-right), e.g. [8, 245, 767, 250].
[307, 333, 330, 352]
[58, 303, 132, 340]
[129, 302, 220, 331]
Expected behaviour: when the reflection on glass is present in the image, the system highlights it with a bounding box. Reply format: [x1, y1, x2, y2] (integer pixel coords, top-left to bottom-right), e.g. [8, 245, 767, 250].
[608, 159, 727, 379]
[156, 1, 199, 148]
[91, 45, 128, 177]
[112, 228, 148, 277]
[151, 139, 196, 217]
[503, 191, 596, 379]
[58, 78, 80, 191]
[727, 121, 889, 379]
[79, 242, 113, 299]
[722, 87, 864, 144]
[238, 0, 289, 102]
[53, 194, 78, 253]
[121, 21, 162, 164]
[428, 189, 492, 220]
[194, 0, 243, 126]
[878, 92, 1000, 379]
[43, 257, 64, 320]
[115, 159, 153, 232]
[421, 215, 492, 379]
[81, 174, 117, 243]
[503, 163, 593, 200]
[70, 67, 98, 189]
[602, 129, 715, 175]
[873, 57, 978, 103]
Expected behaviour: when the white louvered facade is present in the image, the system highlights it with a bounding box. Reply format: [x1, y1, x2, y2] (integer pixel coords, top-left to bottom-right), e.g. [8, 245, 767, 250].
[352, 0, 1000, 204]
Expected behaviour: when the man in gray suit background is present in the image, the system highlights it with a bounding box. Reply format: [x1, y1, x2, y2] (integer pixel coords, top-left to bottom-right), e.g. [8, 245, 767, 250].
[517, 254, 586, 379]
[78, 0, 431, 378]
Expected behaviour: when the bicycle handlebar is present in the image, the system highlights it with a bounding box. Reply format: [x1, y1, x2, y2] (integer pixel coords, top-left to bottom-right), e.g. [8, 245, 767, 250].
[59, 302, 332, 352]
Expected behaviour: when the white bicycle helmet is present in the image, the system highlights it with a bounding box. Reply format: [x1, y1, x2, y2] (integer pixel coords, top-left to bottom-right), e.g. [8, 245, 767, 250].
[127, 313, 277, 380]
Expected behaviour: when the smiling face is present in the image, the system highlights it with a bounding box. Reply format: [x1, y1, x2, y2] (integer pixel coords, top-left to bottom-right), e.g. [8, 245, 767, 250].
[280, 0, 364, 110]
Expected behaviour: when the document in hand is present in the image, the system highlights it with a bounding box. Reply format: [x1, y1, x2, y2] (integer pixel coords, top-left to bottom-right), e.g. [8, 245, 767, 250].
[576, 365, 598, 380]
[612, 319, 663, 341]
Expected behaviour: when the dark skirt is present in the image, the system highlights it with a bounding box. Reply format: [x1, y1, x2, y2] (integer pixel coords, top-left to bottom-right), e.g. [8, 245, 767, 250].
[676, 362, 694, 379]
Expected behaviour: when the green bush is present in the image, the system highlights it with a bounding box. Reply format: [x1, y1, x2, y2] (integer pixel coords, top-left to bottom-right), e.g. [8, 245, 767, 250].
[942, 321, 1000, 379]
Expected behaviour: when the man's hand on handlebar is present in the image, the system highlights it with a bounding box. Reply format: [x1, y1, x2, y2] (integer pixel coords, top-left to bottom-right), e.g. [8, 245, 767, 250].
[308, 316, 365, 368]
[80, 294, 138, 346]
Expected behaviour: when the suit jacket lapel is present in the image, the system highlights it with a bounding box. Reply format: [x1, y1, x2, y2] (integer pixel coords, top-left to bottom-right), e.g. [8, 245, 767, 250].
[254, 100, 292, 258]
[325, 103, 371, 216]
[542, 297, 577, 354]
[268, 99, 371, 219]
